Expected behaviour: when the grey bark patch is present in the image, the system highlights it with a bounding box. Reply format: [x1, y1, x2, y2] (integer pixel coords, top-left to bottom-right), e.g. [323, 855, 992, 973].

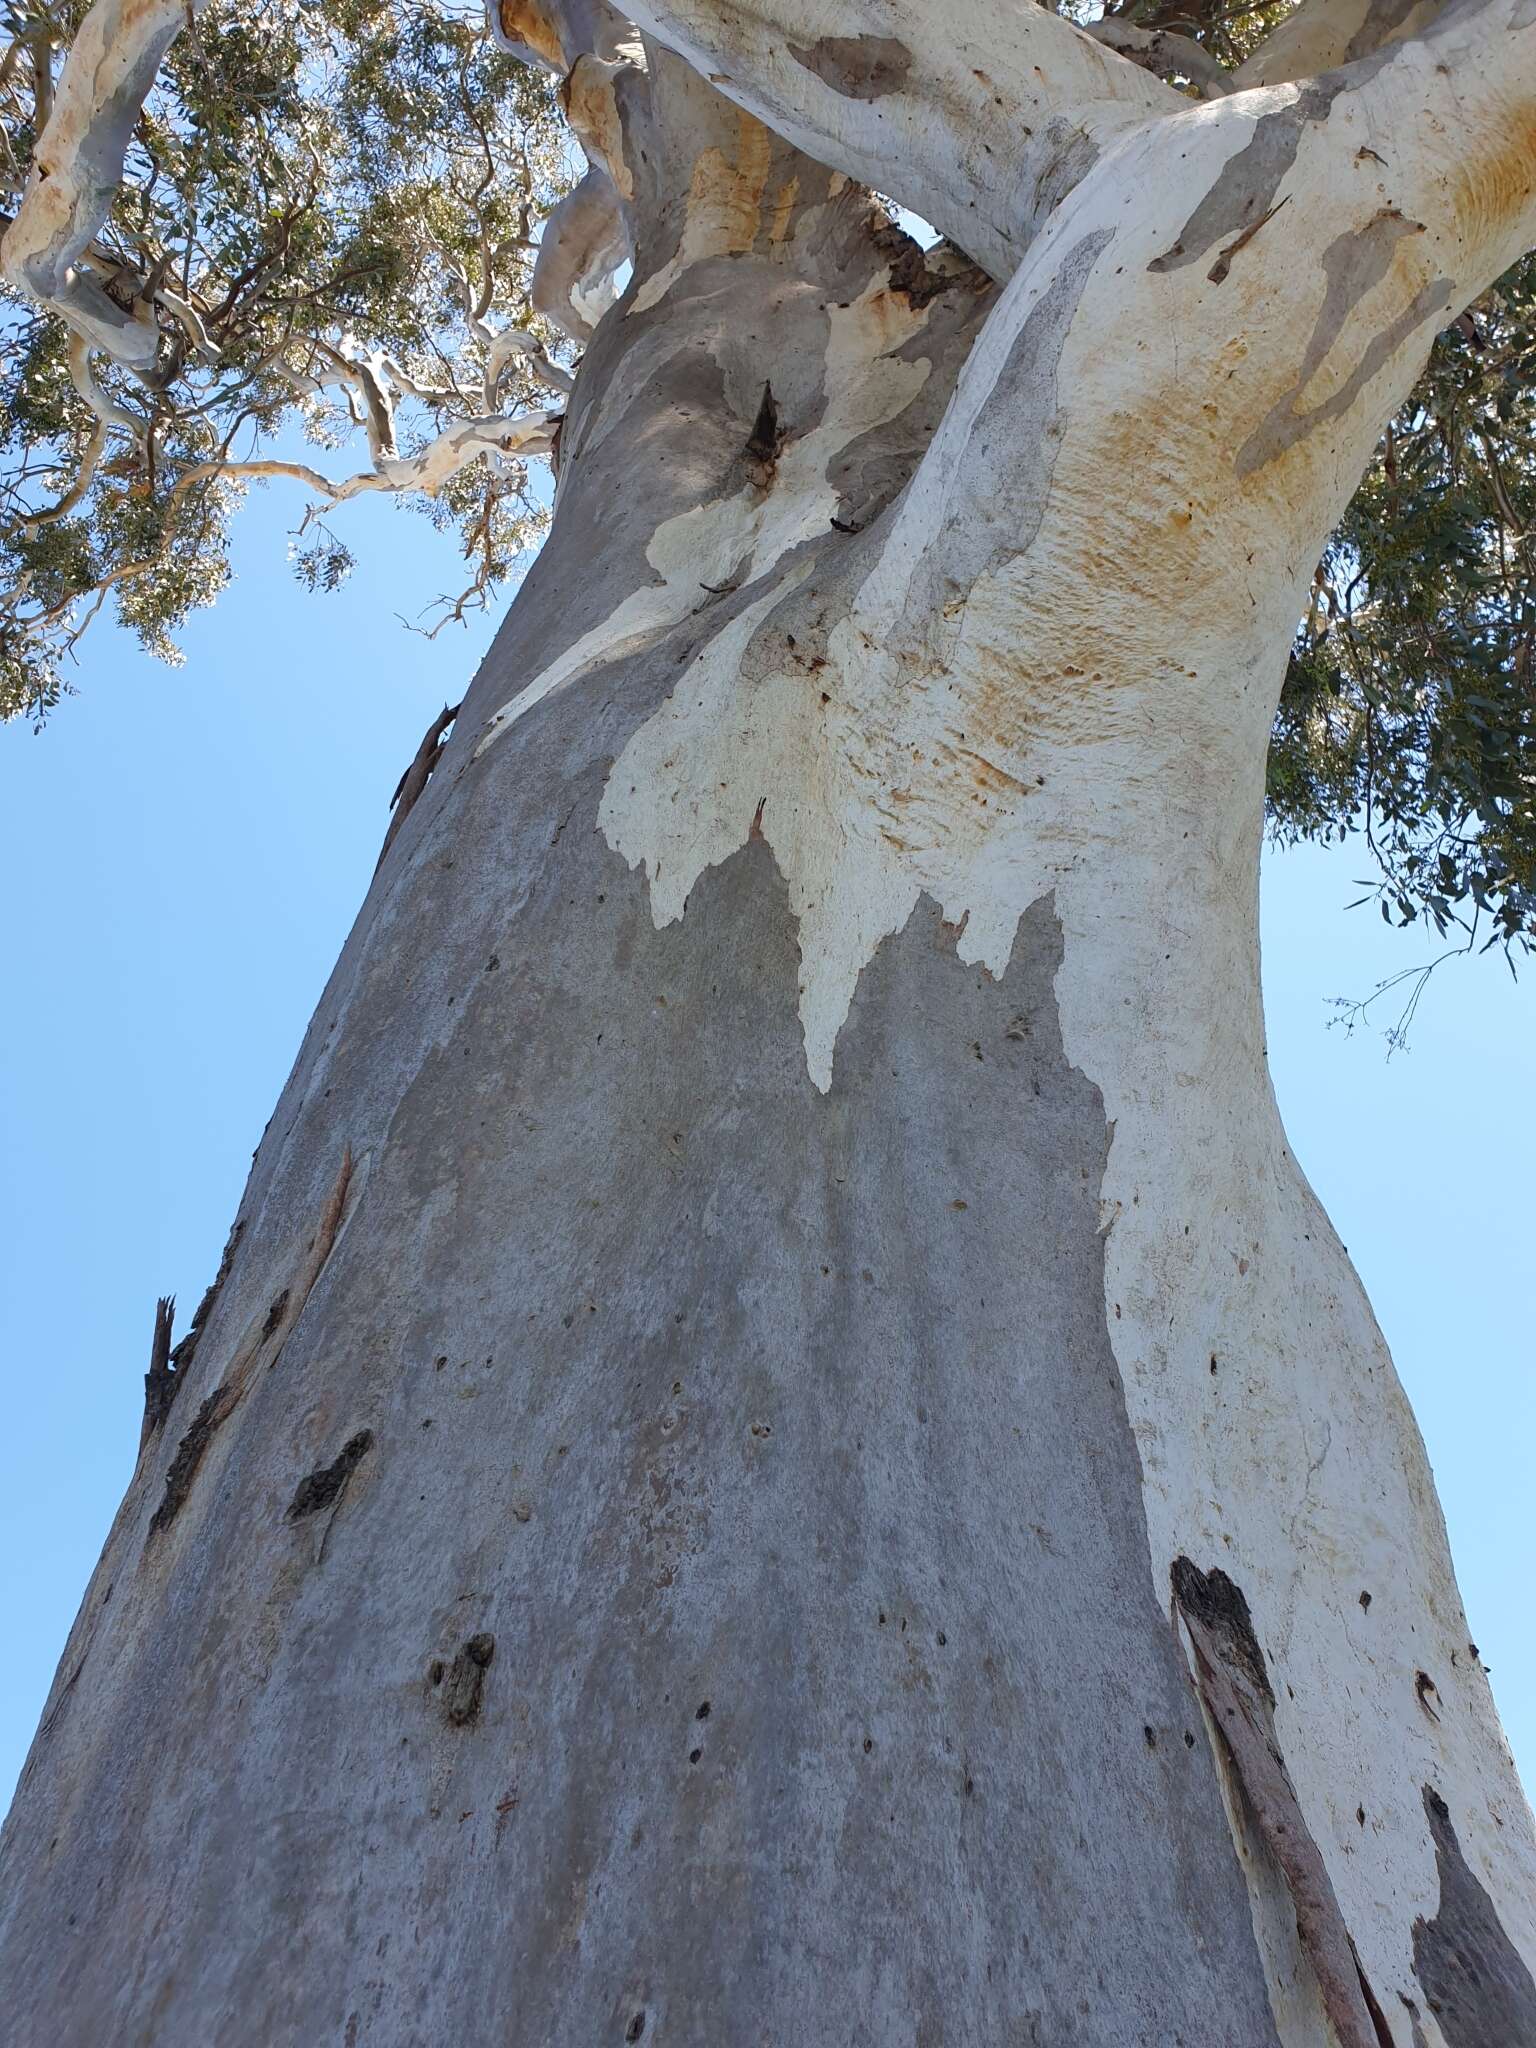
[1347, 0, 1424, 59]
[1173, 1558, 1390, 2048]
[787, 33, 912, 100]
[1412, 1785, 1536, 2045]
[898, 226, 1110, 633]
[285, 1430, 374, 1522]
[6, 739, 1284, 2040]
[1237, 253, 1453, 477]
[1149, 81, 1350, 274]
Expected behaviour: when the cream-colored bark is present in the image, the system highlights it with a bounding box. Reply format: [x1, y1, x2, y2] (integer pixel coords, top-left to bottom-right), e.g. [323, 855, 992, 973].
[621, 0, 1181, 275]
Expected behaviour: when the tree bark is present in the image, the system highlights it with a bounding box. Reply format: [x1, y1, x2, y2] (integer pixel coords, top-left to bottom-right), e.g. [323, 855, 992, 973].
[4, 7, 1536, 2045]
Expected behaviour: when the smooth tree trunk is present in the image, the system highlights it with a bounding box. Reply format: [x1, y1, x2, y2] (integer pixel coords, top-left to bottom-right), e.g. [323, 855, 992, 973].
[4, 4, 1536, 2044]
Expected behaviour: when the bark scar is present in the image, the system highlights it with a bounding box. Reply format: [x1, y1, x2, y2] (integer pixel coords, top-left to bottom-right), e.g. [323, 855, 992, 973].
[147, 1150, 354, 1540]
[1172, 1558, 1392, 2048]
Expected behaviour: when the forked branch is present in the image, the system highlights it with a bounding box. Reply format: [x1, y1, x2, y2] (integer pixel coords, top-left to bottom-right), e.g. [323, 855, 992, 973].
[622, 0, 1182, 276]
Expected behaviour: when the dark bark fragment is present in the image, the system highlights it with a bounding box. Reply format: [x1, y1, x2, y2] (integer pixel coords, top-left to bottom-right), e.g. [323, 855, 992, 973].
[1413, 1785, 1536, 2046]
[872, 223, 991, 310]
[286, 1430, 374, 1522]
[149, 1383, 241, 1537]
[742, 381, 782, 488]
[442, 1632, 496, 1726]
[1172, 1557, 1389, 2048]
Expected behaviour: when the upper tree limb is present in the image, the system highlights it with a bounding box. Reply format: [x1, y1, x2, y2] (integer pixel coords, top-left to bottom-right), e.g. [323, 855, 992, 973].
[1, 0, 198, 367]
[1234, 0, 1447, 86]
[619, 0, 1182, 276]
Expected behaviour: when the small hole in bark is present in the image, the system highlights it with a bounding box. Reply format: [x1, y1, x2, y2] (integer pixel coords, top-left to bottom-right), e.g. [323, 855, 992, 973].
[863, 1737, 874, 1754]
[626, 2017, 646, 2043]
[1359, 1590, 1372, 1610]
[1144, 1726, 1157, 1750]
[1184, 1731, 1196, 1748]
[688, 1747, 702, 1765]
[429, 1661, 445, 1685]
[695, 1701, 710, 1720]
[936, 1631, 946, 1646]
[964, 1777, 975, 1796]
[1210, 1355, 1218, 1374]
[1357, 1805, 1366, 1826]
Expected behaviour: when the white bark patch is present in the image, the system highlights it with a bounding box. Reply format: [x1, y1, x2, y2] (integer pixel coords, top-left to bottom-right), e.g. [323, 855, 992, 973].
[596, 75, 1536, 2029]
[476, 278, 933, 757]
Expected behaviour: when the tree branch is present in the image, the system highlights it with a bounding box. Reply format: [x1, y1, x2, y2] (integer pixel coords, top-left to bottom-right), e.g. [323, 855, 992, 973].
[530, 165, 630, 341]
[0, 0, 204, 366]
[622, 0, 1183, 277]
[1234, 0, 1446, 87]
[1084, 17, 1237, 97]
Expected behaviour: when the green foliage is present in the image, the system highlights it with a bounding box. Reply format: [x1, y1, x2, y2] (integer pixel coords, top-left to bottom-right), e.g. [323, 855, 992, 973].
[1272, 269, 1536, 959]
[0, 0, 570, 720]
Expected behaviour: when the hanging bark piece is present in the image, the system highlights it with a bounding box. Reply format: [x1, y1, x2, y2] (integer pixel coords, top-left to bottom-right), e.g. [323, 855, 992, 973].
[376, 702, 460, 873]
[147, 1151, 354, 1539]
[139, 1293, 177, 1449]
[1171, 1558, 1392, 2048]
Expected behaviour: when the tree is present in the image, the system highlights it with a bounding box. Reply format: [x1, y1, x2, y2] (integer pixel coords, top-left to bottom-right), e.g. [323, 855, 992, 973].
[2, 0, 1535, 2041]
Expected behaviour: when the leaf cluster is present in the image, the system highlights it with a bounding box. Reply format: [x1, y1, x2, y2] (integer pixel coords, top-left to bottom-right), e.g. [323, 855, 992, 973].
[0, 0, 570, 720]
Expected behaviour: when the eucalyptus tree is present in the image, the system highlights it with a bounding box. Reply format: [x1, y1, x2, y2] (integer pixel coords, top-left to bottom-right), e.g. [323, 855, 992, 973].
[2, 2, 1535, 2044]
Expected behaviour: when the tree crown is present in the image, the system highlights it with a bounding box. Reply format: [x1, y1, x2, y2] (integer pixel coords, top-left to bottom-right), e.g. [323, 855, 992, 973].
[1, 0, 1532, 965]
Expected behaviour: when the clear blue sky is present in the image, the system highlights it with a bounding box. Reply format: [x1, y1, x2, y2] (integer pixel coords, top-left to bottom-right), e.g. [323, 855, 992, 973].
[1, 465, 1531, 1811]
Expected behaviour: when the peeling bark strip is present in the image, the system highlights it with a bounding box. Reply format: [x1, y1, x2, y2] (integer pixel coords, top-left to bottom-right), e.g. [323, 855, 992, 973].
[139, 1294, 177, 1449]
[376, 702, 460, 874]
[286, 1430, 373, 1522]
[146, 1151, 353, 1539]
[1414, 1786, 1536, 2044]
[1172, 1560, 1389, 2048]
[787, 34, 912, 100]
